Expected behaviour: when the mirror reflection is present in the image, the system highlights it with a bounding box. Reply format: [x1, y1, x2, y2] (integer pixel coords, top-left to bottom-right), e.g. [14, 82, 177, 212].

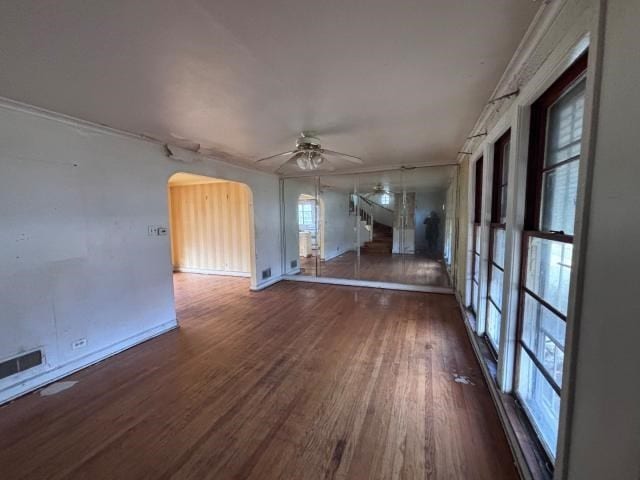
[283, 165, 457, 288]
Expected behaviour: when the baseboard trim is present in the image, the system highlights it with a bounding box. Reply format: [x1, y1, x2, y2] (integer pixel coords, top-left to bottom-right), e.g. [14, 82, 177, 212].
[173, 267, 250, 278]
[282, 275, 453, 294]
[322, 249, 355, 262]
[250, 276, 283, 291]
[0, 319, 178, 406]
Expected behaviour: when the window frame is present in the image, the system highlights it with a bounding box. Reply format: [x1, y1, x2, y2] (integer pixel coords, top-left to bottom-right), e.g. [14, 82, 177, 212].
[485, 130, 511, 356]
[514, 52, 588, 462]
[470, 157, 484, 315]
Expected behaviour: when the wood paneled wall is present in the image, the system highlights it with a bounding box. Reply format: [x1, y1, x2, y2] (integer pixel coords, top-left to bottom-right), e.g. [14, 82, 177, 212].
[169, 182, 252, 275]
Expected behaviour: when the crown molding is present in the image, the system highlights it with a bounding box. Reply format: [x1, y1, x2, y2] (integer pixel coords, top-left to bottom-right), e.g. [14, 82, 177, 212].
[458, 0, 569, 161]
[0, 95, 277, 178]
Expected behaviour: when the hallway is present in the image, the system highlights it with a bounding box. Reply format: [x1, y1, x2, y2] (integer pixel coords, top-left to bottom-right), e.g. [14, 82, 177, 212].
[0, 274, 515, 479]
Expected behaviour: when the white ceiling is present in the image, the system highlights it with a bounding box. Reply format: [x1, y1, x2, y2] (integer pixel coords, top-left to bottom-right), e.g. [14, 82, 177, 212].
[0, 0, 540, 173]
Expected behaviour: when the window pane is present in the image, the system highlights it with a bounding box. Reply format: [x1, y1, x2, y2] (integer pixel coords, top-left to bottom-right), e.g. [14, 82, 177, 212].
[517, 349, 560, 458]
[474, 225, 481, 254]
[540, 78, 585, 235]
[492, 229, 505, 269]
[486, 300, 501, 351]
[502, 141, 510, 184]
[489, 265, 503, 307]
[522, 293, 566, 386]
[473, 253, 480, 283]
[525, 237, 573, 315]
[541, 160, 579, 235]
[472, 279, 480, 314]
[545, 78, 586, 168]
[499, 187, 508, 224]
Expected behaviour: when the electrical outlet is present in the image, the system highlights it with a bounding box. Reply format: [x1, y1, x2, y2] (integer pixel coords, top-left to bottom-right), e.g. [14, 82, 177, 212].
[71, 338, 88, 350]
[157, 227, 168, 236]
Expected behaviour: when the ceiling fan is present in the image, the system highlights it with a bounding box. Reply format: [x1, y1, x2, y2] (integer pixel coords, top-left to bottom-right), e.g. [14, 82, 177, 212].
[363, 182, 395, 198]
[256, 133, 363, 171]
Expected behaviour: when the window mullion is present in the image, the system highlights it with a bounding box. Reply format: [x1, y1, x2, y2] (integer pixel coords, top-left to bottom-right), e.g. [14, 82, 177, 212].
[497, 107, 530, 393]
[476, 146, 494, 337]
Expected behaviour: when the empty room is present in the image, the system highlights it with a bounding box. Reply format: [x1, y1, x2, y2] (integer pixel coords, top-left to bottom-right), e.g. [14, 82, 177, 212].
[0, 1, 638, 479]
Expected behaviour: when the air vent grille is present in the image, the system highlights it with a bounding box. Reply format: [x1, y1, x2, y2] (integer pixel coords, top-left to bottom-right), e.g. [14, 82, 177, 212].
[262, 268, 272, 280]
[0, 350, 43, 380]
[291, 260, 298, 268]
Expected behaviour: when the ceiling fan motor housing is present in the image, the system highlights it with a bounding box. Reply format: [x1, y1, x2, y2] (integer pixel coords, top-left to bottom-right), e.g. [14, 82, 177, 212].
[296, 135, 322, 150]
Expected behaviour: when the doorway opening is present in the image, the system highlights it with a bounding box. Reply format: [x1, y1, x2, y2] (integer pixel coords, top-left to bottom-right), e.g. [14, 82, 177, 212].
[297, 193, 323, 275]
[167, 172, 256, 295]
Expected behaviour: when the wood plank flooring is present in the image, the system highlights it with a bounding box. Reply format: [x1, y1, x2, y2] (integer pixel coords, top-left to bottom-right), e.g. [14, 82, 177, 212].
[300, 251, 451, 287]
[0, 274, 517, 479]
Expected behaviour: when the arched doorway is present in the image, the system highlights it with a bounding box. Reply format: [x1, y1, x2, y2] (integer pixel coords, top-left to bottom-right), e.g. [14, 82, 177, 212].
[297, 193, 324, 275]
[167, 172, 256, 288]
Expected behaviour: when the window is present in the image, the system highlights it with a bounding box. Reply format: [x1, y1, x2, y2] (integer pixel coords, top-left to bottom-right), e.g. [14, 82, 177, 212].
[298, 201, 316, 230]
[379, 193, 391, 206]
[516, 53, 587, 460]
[485, 131, 510, 353]
[470, 158, 483, 315]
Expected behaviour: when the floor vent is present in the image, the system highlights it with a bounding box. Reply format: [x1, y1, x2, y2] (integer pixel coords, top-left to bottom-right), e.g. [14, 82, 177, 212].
[0, 350, 43, 380]
[262, 268, 272, 280]
[291, 260, 298, 269]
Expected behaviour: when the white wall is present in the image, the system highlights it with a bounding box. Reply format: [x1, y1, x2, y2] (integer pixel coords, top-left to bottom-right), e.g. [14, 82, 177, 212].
[563, 1, 640, 478]
[0, 101, 282, 404]
[320, 190, 356, 261]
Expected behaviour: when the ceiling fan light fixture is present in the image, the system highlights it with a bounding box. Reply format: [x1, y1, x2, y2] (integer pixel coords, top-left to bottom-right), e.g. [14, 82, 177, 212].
[296, 155, 308, 170]
[255, 135, 362, 171]
[310, 152, 324, 169]
[289, 151, 307, 170]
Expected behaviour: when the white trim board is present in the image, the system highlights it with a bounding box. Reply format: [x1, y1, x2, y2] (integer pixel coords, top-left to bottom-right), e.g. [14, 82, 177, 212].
[173, 267, 250, 278]
[0, 319, 178, 406]
[250, 276, 283, 291]
[282, 275, 453, 294]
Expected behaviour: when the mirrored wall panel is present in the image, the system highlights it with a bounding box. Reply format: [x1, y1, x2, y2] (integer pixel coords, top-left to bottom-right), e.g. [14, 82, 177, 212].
[282, 165, 458, 288]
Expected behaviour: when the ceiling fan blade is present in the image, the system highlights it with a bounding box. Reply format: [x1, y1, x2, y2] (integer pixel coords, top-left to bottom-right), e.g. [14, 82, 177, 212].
[274, 153, 307, 174]
[255, 150, 297, 163]
[321, 149, 363, 164]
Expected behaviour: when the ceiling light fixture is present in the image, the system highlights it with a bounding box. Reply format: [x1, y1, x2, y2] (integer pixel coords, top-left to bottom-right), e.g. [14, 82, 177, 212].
[293, 150, 326, 170]
[256, 133, 361, 171]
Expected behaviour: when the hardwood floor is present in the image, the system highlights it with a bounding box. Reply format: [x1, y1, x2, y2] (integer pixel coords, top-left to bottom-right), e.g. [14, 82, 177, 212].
[0, 274, 517, 479]
[300, 251, 451, 287]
